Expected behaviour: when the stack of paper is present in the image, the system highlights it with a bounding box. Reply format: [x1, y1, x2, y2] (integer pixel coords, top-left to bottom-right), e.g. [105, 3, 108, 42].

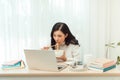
[88, 58, 116, 72]
[2, 59, 25, 70]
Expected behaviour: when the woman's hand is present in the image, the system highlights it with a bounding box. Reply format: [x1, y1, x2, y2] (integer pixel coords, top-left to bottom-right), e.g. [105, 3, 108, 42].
[41, 46, 50, 50]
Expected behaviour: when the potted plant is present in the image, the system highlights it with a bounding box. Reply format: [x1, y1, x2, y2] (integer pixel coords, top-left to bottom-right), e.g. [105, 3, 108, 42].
[117, 42, 120, 46]
[116, 42, 120, 70]
[105, 42, 115, 58]
[105, 41, 120, 70]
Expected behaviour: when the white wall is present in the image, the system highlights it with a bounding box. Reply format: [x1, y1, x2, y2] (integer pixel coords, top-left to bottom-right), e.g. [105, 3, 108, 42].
[0, 0, 120, 64]
[89, 0, 120, 60]
[109, 0, 120, 59]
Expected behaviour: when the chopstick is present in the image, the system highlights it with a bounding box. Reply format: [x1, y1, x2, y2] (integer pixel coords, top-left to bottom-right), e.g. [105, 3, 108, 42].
[49, 43, 59, 50]
[50, 45, 56, 48]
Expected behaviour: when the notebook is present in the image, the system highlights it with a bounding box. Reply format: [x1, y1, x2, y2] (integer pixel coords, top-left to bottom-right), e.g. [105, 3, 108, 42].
[24, 49, 67, 72]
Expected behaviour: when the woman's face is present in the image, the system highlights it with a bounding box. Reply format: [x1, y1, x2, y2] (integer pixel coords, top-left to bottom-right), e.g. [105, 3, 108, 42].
[53, 30, 67, 45]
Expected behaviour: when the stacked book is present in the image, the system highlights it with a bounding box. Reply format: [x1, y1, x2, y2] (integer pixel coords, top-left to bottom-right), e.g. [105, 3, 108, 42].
[88, 58, 116, 72]
[2, 59, 25, 70]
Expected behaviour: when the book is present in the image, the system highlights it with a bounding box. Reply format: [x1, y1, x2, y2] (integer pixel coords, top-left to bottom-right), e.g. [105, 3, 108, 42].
[89, 61, 116, 68]
[88, 64, 116, 72]
[89, 58, 115, 67]
[2, 59, 22, 66]
[2, 60, 25, 70]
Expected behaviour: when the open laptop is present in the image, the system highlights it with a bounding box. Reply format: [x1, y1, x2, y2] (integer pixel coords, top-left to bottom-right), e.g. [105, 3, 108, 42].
[24, 50, 67, 72]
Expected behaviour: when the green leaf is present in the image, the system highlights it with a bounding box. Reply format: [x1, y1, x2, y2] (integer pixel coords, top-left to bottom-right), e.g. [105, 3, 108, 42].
[117, 42, 120, 46]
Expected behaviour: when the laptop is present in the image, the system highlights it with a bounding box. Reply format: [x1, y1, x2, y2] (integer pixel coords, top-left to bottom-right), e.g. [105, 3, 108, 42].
[24, 50, 67, 72]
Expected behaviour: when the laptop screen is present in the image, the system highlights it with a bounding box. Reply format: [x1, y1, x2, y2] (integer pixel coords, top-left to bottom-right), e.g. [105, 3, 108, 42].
[24, 50, 65, 71]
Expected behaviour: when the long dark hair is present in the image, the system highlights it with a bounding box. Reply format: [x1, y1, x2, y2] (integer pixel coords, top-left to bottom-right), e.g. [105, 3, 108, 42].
[51, 22, 80, 49]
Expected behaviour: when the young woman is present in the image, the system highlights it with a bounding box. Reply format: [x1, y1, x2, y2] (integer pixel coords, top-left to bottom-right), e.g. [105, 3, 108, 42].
[44, 22, 80, 62]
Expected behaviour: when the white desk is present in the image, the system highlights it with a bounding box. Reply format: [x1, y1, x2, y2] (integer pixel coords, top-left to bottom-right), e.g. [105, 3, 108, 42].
[0, 66, 120, 80]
